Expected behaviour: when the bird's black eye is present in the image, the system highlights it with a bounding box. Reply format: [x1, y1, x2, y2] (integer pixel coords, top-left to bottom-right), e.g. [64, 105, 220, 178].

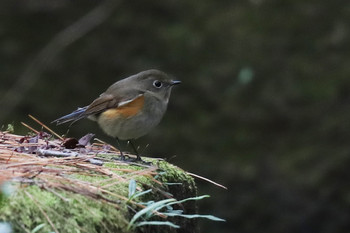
[153, 80, 162, 88]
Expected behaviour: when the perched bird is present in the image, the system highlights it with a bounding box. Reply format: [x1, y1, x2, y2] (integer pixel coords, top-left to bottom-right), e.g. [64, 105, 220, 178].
[53, 69, 181, 161]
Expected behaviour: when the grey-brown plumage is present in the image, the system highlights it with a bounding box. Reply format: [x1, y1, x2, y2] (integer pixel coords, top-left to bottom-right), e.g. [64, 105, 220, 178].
[53, 69, 181, 161]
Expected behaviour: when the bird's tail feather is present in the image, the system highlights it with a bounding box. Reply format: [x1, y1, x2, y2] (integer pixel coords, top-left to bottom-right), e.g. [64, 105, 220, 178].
[52, 107, 88, 125]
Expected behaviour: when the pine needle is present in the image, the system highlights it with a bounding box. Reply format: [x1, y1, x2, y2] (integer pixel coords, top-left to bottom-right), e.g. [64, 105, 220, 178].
[186, 172, 227, 190]
[28, 114, 63, 140]
[21, 122, 39, 134]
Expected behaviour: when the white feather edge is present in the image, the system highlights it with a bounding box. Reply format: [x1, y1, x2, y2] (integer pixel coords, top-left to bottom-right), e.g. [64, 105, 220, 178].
[117, 94, 143, 107]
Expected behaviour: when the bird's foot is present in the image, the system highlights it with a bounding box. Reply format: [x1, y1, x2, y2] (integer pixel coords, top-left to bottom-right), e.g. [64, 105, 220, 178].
[116, 154, 152, 165]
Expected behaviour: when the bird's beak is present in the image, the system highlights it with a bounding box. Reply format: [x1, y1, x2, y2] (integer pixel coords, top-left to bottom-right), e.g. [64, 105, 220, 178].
[170, 80, 181, 86]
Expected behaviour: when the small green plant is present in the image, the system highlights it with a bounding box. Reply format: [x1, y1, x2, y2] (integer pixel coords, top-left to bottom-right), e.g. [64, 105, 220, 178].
[1, 123, 14, 133]
[126, 180, 225, 230]
[127, 179, 152, 202]
[6, 124, 14, 133]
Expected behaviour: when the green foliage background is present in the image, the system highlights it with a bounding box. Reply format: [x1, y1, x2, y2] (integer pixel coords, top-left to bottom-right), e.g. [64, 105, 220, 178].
[1, 0, 350, 232]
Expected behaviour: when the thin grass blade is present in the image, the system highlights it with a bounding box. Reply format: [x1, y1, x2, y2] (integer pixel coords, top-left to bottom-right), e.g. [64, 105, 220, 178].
[163, 213, 226, 221]
[127, 198, 176, 229]
[135, 221, 180, 228]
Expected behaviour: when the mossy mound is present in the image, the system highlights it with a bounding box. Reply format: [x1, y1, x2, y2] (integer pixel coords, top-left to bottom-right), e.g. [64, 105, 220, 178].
[0, 157, 198, 233]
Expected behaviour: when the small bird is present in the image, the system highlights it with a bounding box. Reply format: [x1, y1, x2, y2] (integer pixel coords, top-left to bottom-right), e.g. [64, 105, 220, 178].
[53, 69, 181, 161]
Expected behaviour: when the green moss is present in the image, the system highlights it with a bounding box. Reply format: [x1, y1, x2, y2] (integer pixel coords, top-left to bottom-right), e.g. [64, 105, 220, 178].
[0, 185, 129, 233]
[156, 161, 197, 194]
[0, 159, 199, 233]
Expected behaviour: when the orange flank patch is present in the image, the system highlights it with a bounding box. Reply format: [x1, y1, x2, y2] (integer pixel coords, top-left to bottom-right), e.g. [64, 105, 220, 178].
[102, 95, 145, 119]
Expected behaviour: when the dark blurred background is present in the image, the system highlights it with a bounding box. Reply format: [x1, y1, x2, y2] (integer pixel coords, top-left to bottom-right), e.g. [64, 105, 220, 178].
[1, 0, 350, 232]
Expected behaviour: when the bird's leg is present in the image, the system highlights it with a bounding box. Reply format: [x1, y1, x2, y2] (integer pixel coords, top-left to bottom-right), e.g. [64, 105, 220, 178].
[115, 137, 125, 160]
[128, 140, 141, 161]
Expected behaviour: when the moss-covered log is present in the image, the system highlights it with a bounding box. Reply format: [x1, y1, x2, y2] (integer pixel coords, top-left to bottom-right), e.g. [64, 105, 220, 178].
[0, 133, 199, 233]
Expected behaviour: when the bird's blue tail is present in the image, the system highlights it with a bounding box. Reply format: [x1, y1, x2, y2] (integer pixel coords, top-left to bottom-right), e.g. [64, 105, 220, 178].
[52, 106, 88, 125]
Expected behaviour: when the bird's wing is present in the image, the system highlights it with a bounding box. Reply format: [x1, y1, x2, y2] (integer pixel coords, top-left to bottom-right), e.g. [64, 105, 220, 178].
[52, 86, 144, 125]
[84, 93, 144, 116]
